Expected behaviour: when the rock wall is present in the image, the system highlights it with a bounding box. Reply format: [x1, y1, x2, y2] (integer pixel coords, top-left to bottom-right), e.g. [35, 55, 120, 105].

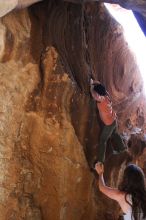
[64, 0, 146, 36]
[0, 1, 146, 220]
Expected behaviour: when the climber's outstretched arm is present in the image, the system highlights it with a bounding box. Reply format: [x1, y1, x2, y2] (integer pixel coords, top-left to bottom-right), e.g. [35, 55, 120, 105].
[95, 163, 122, 201]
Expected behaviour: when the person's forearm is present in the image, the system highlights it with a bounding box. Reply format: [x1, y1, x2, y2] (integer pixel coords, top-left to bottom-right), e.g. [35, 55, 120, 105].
[98, 174, 106, 191]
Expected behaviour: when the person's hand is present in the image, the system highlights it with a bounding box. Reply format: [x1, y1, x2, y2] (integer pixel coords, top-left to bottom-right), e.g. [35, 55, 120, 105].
[90, 79, 94, 95]
[90, 78, 94, 85]
[90, 78, 101, 85]
[93, 80, 100, 84]
[95, 162, 104, 175]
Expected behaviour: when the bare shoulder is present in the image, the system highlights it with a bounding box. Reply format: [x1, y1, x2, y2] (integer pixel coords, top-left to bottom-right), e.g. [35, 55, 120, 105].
[100, 185, 125, 201]
[116, 191, 128, 203]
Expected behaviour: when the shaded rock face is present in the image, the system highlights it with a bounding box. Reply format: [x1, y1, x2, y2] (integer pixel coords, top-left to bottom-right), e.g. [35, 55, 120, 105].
[64, 0, 146, 36]
[0, 1, 146, 220]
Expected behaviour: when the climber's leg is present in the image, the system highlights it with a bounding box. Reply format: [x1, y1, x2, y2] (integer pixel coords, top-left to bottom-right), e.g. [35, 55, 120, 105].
[112, 126, 127, 152]
[97, 120, 116, 163]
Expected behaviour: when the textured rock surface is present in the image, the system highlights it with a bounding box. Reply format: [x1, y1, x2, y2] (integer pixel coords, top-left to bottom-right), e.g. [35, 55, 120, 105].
[0, 1, 146, 220]
[0, 0, 43, 18]
[64, 0, 146, 36]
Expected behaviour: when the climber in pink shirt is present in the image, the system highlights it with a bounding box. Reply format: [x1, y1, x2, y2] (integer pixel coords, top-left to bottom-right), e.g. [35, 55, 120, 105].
[90, 79, 127, 163]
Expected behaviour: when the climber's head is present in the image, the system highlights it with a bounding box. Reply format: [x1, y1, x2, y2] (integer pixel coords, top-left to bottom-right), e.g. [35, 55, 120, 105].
[119, 164, 145, 193]
[93, 83, 107, 96]
[118, 163, 146, 219]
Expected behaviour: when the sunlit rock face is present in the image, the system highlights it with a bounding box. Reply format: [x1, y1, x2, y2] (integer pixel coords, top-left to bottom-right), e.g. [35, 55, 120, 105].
[104, 0, 146, 36]
[0, 1, 146, 220]
[0, 0, 43, 17]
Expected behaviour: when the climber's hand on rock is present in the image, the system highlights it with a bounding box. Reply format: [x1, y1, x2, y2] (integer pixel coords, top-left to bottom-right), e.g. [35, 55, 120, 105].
[90, 78, 94, 85]
[95, 162, 104, 175]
